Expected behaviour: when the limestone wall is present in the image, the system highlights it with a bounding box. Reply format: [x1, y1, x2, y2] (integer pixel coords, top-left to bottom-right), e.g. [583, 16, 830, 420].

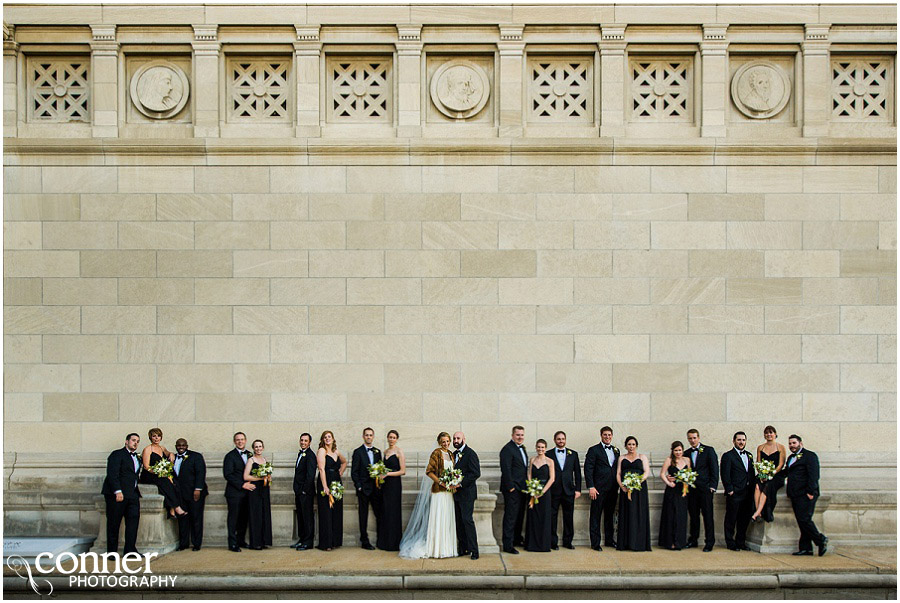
[3, 5, 896, 466]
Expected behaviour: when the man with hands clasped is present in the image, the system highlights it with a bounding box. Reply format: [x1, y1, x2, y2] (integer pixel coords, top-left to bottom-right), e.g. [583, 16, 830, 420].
[786, 434, 828, 557]
[685, 428, 718, 552]
[583, 426, 619, 551]
[720, 431, 755, 551]
[499, 425, 529, 554]
[351, 427, 384, 550]
[547, 430, 581, 550]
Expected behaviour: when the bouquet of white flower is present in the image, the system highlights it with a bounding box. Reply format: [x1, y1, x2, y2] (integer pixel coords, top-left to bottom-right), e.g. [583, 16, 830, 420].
[439, 467, 463, 490]
[523, 478, 544, 508]
[251, 461, 274, 485]
[149, 458, 174, 483]
[754, 459, 777, 482]
[368, 461, 389, 488]
[674, 467, 698, 497]
[322, 480, 344, 508]
[622, 471, 643, 500]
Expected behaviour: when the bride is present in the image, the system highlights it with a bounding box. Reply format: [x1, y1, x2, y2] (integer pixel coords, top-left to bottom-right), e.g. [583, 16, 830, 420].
[399, 431, 458, 559]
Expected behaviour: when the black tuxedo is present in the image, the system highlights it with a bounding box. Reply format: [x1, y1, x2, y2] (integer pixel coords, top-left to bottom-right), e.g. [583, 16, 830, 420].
[548, 448, 582, 548]
[499, 440, 529, 549]
[720, 447, 755, 548]
[293, 447, 318, 547]
[223, 448, 251, 548]
[173, 450, 207, 550]
[101, 447, 142, 554]
[351, 444, 383, 546]
[583, 442, 619, 547]
[685, 444, 718, 547]
[786, 448, 825, 551]
[453, 445, 481, 555]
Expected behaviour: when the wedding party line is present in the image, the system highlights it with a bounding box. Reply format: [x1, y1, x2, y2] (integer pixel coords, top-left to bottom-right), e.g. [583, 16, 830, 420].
[101, 424, 827, 560]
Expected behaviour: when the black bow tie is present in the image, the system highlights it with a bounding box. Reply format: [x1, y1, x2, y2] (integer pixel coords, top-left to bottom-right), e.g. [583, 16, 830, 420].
[366, 447, 372, 452]
[604, 445, 612, 450]
[177, 454, 185, 458]
[688, 447, 697, 452]
[130, 452, 138, 457]
[241, 450, 250, 456]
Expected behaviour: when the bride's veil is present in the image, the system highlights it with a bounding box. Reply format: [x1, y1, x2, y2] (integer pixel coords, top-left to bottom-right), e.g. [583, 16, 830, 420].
[398, 467, 432, 559]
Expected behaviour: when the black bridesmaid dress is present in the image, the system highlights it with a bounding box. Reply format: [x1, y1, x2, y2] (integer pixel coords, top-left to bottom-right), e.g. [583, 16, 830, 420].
[658, 464, 688, 550]
[377, 453, 402, 551]
[317, 454, 343, 550]
[758, 448, 784, 522]
[247, 462, 273, 549]
[141, 451, 183, 511]
[525, 463, 552, 552]
[616, 457, 651, 551]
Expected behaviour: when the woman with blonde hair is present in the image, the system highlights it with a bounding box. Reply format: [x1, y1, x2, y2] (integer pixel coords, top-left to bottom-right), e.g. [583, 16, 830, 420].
[140, 427, 187, 519]
[316, 430, 347, 551]
[399, 431, 457, 558]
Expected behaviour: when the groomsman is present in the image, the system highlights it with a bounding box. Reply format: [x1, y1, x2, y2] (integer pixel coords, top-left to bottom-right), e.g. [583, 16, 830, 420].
[720, 431, 755, 551]
[292, 433, 317, 551]
[452, 431, 481, 560]
[499, 425, 528, 554]
[583, 426, 619, 550]
[685, 428, 718, 552]
[351, 427, 383, 550]
[786, 435, 828, 556]
[548, 431, 581, 550]
[101, 433, 142, 554]
[173, 438, 208, 551]
[223, 432, 253, 552]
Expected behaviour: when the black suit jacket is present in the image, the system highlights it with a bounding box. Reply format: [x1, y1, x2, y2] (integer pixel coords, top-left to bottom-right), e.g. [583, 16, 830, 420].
[785, 448, 820, 499]
[223, 449, 250, 498]
[175, 450, 208, 500]
[293, 448, 318, 497]
[101, 447, 142, 500]
[351, 445, 383, 496]
[720, 448, 756, 494]
[688, 443, 719, 491]
[499, 440, 528, 492]
[453, 445, 481, 502]
[548, 448, 582, 497]
[583, 443, 619, 491]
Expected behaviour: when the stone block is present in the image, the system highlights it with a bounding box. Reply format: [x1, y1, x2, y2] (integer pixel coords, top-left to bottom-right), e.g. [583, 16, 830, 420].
[727, 222, 802, 249]
[726, 167, 803, 193]
[347, 334, 421, 363]
[422, 278, 497, 305]
[499, 393, 575, 421]
[689, 364, 764, 392]
[802, 335, 878, 363]
[689, 305, 764, 334]
[422, 166, 499, 193]
[346, 278, 421, 305]
[386, 250, 459, 277]
[118, 222, 193, 249]
[803, 393, 878, 422]
[42, 277, 116, 305]
[157, 250, 232, 277]
[839, 422, 896, 452]
[271, 278, 346, 305]
[840, 193, 896, 221]
[5, 306, 80, 335]
[233, 250, 308, 278]
[840, 250, 896, 277]
[462, 193, 535, 222]
[4, 167, 41, 194]
[4, 335, 41, 363]
[82, 306, 155, 334]
[461, 306, 534, 334]
[41, 167, 116, 193]
[651, 167, 726, 193]
[423, 393, 498, 422]
[195, 166, 270, 193]
[4, 363, 79, 393]
[194, 278, 269, 305]
[574, 167, 650, 194]
[575, 278, 648, 304]
[535, 364, 611, 393]
[4, 194, 80, 221]
[688, 194, 764, 221]
[805, 222, 880, 250]
[498, 334, 573, 363]
[117, 335, 193, 363]
[118, 278, 193, 305]
[574, 221, 649, 249]
[347, 222, 422, 249]
[347, 166, 421, 193]
[195, 222, 269, 250]
[232, 193, 307, 221]
[385, 306, 459, 334]
[613, 306, 687, 334]
[765, 193, 840, 221]
[4, 222, 41, 249]
[766, 364, 840, 393]
[727, 334, 801, 363]
[803, 278, 878, 305]
[422, 335, 497, 363]
[79, 194, 155, 221]
[461, 250, 535, 277]
[5, 423, 81, 453]
[803, 167, 879, 193]
[652, 393, 726, 422]
[308, 193, 382, 221]
[195, 335, 270, 363]
[157, 364, 232, 393]
[385, 363, 460, 392]
[5, 278, 42, 305]
[690, 250, 764, 277]
[234, 306, 308, 335]
[309, 364, 383, 393]
[880, 334, 897, 363]
[650, 278, 725, 305]
[234, 365, 307, 393]
[3, 393, 43, 422]
[650, 334, 725, 363]
[499, 221, 574, 250]
[271, 335, 346, 363]
[157, 306, 233, 335]
[766, 305, 840, 334]
[535, 193, 611, 221]
[80, 250, 156, 277]
[307, 306, 381, 335]
[500, 166, 574, 193]
[765, 251, 840, 277]
[270, 222, 346, 249]
[309, 250, 384, 277]
[880, 221, 897, 250]
[423, 221, 498, 249]
[156, 194, 232, 221]
[41, 335, 115, 364]
[841, 364, 897, 393]
[347, 393, 422, 422]
[43, 393, 117, 422]
[612, 364, 688, 392]
[81, 364, 156, 393]
[535, 305, 610, 335]
[727, 393, 803, 421]
[196, 393, 270, 422]
[118, 167, 194, 194]
[614, 251, 689, 277]
[499, 278, 573, 305]
[386, 194, 459, 221]
[573, 393, 650, 422]
[5, 250, 79, 277]
[612, 193, 687, 221]
[575, 334, 649, 363]
[727, 278, 802, 305]
[538, 251, 613, 277]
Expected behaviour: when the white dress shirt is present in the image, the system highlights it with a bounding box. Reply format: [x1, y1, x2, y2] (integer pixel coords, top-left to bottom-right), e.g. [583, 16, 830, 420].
[555, 447, 566, 470]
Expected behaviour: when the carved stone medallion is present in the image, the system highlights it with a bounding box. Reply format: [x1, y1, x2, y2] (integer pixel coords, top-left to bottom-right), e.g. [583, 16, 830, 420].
[430, 59, 490, 120]
[130, 61, 190, 119]
[731, 61, 791, 119]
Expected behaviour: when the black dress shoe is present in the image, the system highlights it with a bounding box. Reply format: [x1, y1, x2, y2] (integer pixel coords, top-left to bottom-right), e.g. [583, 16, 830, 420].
[684, 541, 697, 549]
[818, 536, 828, 557]
[590, 545, 601, 551]
[290, 541, 301, 549]
[229, 546, 241, 552]
[563, 544, 575, 550]
[551, 545, 559, 550]
[238, 542, 249, 548]
[192, 546, 201, 551]
[470, 552, 479, 560]
[607, 541, 617, 548]
[727, 545, 740, 551]
[503, 547, 519, 554]
[792, 550, 813, 556]
[457, 551, 468, 557]
[251, 546, 263, 551]
[361, 543, 376, 550]
[739, 543, 751, 551]
[703, 545, 713, 552]
[297, 544, 310, 551]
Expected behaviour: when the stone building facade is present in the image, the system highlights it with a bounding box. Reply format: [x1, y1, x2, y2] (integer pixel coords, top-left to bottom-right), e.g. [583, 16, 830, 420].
[3, 4, 896, 548]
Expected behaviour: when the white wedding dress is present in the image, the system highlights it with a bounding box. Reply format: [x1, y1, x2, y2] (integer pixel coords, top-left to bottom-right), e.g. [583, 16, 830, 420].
[399, 450, 457, 559]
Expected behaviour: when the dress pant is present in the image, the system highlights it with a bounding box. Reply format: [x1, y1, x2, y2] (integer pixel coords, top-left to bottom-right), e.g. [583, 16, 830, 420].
[588, 485, 617, 547]
[723, 487, 753, 548]
[356, 488, 382, 546]
[790, 494, 824, 552]
[549, 489, 575, 548]
[105, 495, 140, 554]
[295, 493, 315, 548]
[225, 493, 249, 548]
[455, 496, 478, 554]
[688, 486, 716, 546]
[178, 495, 205, 549]
[502, 490, 527, 549]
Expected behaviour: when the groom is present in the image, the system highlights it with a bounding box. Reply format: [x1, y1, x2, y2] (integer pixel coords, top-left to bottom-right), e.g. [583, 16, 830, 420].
[351, 427, 383, 550]
[453, 431, 481, 560]
[499, 425, 528, 554]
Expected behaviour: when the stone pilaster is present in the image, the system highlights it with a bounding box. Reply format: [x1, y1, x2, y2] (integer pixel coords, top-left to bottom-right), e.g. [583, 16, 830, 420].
[192, 24, 220, 138]
[90, 24, 118, 138]
[294, 25, 321, 137]
[700, 23, 729, 138]
[396, 24, 423, 138]
[4, 23, 17, 136]
[802, 23, 831, 137]
[599, 24, 626, 137]
[498, 25, 525, 138]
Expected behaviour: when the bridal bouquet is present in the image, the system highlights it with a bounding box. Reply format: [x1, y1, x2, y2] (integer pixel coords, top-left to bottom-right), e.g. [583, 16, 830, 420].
[754, 459, 777, 482]
[149, 458, 174, 483]
[523, 478, 544, 508]
[322, 481, 344, 508]
[251, 461, 274, 486]
[368, 461, 389, 488]
[439, 467, 463, 490]
[674, 467, 698, 497]
[622, 471, 643, 500]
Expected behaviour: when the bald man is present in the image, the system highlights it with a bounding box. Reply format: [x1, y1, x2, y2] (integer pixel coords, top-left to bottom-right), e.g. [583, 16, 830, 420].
[452, 432, 481, 560]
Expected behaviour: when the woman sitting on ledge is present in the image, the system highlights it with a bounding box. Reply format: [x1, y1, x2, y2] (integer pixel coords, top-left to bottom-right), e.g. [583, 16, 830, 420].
[140, 427, 187, 520]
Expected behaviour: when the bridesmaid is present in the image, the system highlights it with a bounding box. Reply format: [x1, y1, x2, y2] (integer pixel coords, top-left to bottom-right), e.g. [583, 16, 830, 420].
[751, 425, 787, 523]
[615, 436, 651, 551]
[242, 439, 272, 550]
[377, 429, 406, 551]
[525, 439, 555, 552]
[316, 430, 347, 551]
[140, 428, 187, 519]
[658, 440, 691, 550]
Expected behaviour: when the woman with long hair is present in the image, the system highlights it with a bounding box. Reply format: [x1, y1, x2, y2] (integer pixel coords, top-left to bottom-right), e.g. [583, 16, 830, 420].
[316, 430, 347, 551]
[242, 439, 272, 550]
[658, 440, 691, 550]
[140, 427, 187, 519]
[751, 426, 786, 522]
[399, 432, 457, 558]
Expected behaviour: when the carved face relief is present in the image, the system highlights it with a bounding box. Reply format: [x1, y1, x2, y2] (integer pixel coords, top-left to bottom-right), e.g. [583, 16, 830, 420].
[430, 60, 490, 120]
[731, 61, 790, 119]
[130, 61, 190, 119]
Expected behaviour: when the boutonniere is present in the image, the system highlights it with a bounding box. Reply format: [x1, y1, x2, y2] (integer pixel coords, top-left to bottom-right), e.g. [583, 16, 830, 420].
[698, 446, 704, 453]
[566, 450, 571, 456]
[457, 453, 463, 460]
[373, 448, 380, 453]
[182, 453, 189, 460]
[299, 452, 305, 459]
[613, 447, 620, 454]
[796, 453, 803, 459]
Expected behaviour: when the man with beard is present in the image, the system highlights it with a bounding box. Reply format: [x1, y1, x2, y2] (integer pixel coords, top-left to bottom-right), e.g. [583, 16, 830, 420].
[452, 431, 481, 560]
[173, 438, 208, 551]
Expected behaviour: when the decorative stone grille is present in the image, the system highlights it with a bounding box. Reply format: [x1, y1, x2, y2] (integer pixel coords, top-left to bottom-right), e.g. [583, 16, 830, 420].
[327, 57, 391, 123]
[630, 58, 692, 122]
[831, 57, 893, 121]
[527, 57, 592, 122]
[27, 57, 90, 122]
[227, 57, 290, 121]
